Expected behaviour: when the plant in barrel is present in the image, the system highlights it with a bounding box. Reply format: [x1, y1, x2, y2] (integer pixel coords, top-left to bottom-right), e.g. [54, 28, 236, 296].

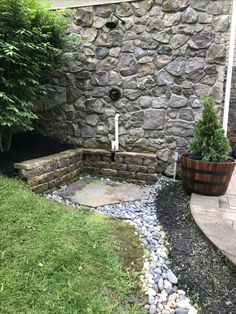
[181, 96, 235, 196]
[189, 96, 231, 162]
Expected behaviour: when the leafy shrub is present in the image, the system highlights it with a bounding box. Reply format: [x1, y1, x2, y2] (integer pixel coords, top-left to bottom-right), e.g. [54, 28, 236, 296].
[189, 96, 231, 162]
[0, 0, 69, 151]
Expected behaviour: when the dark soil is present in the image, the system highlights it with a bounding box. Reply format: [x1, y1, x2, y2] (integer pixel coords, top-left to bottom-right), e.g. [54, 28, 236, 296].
[0, 132, 72, 177]
[156, 181, 236, 314]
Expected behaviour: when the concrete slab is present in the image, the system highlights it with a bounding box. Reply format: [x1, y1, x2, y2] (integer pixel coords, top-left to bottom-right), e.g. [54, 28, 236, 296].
[219, 196, 229, 209]
[59, 178, 150, 207]
[222, 211, 236, 221]
[233, 222, 236, 231]
[191, 199, 236, 267]
[228, 195, 236, 209]
[191, 193, 219, 208]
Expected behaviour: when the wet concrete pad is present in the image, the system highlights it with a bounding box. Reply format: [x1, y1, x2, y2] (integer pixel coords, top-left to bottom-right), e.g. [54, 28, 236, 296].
[59, 178, 150, 207]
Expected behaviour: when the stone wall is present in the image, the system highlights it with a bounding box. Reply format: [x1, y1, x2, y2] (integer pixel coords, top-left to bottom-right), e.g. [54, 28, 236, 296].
[229, 67, 236, 146]
[14, 149, 83, 193]
[35, 0, 231, 174]
[14, 149, 158, 193]
[83, 149, 158, 183]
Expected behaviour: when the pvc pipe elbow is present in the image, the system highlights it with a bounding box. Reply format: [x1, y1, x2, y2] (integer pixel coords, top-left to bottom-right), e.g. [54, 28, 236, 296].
[115, 113, 120, 121]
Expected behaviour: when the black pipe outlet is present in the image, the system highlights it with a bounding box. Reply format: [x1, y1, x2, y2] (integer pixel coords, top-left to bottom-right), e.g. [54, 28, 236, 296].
[109, 88, 121, 101]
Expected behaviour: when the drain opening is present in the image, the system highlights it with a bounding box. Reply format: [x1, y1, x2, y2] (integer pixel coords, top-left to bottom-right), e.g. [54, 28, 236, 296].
[111, 151, 116, 162]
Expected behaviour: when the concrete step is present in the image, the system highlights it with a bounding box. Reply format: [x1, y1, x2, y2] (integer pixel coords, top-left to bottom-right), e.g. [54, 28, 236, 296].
[190, 193, 236, 269]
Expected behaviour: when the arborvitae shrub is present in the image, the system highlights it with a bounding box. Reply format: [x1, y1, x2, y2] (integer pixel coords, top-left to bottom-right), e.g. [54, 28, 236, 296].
[189, 96, 231, 162]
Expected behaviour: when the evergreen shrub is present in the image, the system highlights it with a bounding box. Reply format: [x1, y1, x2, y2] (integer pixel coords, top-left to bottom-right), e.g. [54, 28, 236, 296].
[189, 96, 231, 162]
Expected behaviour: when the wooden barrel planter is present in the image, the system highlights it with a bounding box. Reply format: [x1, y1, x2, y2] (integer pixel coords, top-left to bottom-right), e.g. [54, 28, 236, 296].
[181, 154, 235, 196]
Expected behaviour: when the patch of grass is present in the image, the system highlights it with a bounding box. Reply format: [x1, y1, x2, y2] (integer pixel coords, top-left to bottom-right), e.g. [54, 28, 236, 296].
[0, 176, 145, 313]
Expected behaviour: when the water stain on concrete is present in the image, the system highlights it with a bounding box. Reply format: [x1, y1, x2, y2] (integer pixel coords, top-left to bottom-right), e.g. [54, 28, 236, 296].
[59, 178, 150, 207]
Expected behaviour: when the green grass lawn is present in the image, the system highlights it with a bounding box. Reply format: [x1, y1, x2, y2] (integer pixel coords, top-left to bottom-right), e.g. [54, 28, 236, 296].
[0, 176, 145, 314]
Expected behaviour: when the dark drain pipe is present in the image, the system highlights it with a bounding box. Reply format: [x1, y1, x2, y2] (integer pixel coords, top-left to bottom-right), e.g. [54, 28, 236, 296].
[111, 151, 116, 162]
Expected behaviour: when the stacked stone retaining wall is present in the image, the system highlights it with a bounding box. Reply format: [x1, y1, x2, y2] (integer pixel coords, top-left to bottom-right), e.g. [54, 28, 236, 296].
[14, 148, 158, 193]
[14, 149, 83, 194]
[83, 149, 157, 184]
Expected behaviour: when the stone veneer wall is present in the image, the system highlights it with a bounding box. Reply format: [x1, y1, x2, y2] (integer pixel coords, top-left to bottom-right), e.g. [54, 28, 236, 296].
[14, 149, 158, 193]
[229, 67, 236, 146]
[35, 0, 231, 175]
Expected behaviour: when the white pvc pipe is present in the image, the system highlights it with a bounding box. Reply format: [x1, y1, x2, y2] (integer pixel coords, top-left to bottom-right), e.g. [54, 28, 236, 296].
[173, 151, 179, 181]
[111, 114, 120, 151]
[223, 0, 236, 135]
[114, 113, 120, 150]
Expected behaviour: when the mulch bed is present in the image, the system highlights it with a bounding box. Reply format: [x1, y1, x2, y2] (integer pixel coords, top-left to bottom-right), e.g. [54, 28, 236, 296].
[156, 181, 236, 314]
[0, 132, 72, 177]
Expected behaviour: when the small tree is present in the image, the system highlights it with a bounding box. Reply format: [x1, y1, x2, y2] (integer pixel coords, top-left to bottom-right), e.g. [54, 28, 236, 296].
[189, 96, 231, 162]
[0, 0, 69, 152]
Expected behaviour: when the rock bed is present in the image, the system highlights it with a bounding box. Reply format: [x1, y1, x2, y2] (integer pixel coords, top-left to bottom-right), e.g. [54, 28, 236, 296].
[46, 176, 198, 314]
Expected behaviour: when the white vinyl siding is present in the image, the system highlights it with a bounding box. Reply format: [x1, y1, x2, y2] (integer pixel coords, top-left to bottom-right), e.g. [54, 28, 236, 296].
[227, 0, 236, 66]
[234, 24, 236, 66]
[232, 0, 236, 67]
[234, 39, 236, 65]
[41, 0, 135, 10]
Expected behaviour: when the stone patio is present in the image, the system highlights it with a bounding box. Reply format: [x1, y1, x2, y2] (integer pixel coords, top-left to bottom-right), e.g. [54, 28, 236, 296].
[59, 177, 150, 207]
[219, 173, 236, 230]
[190, 167, 236, 268]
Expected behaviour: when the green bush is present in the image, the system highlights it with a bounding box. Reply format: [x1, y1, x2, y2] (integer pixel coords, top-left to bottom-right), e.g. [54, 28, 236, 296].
[0, 0, 69, 152]
[189, 96, 231, 162]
